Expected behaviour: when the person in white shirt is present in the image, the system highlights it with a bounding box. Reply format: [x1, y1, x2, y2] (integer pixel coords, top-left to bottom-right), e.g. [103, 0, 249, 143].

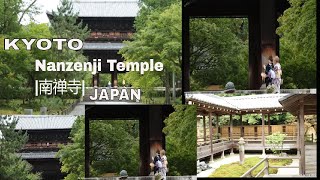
[272, 56, 282, 93]
[160, 149, 168, 180]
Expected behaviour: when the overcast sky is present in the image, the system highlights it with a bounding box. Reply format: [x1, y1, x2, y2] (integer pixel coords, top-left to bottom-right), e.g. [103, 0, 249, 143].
[21, 0, 60, 24]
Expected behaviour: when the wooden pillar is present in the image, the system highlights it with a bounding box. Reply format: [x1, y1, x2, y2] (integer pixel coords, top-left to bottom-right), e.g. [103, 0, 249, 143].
[203, 115, 206, 142]
[209, 112, 214, 162]
[261, 113, 266, 155]
[240, 114, 243, 137]
[248, 0, 261, 90]
[84, 116, 90, 177]
[182, 14, 190, 104]
[296, 112, 300, 156]
[268, 114, 271, 135]
[111, 71, 118, 87]
[92, 73, 99, 87]
[299, 99, 305, 175]
[216, 114, 219, 138]
[230, 114, 234, 154]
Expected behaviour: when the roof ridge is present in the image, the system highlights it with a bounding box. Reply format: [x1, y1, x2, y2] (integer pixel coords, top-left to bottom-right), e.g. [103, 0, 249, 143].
[73, 0, 138, 3]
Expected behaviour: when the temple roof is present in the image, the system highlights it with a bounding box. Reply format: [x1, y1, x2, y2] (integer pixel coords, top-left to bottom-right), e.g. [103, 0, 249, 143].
[15, 115, 77, 130]
[279, 94, 317, 115]
[19, 152, 57, 159]
[83, 42, 125, 50]
[72, 0, 139, 17]
[186, 93, 289, 114]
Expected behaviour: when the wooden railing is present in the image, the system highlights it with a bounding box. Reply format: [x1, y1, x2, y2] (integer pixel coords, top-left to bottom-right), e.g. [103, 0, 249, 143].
[241, 156, 300, 177]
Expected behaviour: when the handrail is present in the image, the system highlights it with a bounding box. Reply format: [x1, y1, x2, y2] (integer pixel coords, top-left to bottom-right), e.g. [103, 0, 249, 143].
[241, 156, 300, 178]
[241, 157, 267, 177]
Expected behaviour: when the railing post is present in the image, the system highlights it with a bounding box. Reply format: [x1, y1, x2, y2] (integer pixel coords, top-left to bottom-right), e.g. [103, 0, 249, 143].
[264, 158, 269, 176]
[239, 137, 245, 165]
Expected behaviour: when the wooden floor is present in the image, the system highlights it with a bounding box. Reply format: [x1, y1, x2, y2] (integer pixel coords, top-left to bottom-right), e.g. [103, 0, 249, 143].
[305, 143, 317, 176]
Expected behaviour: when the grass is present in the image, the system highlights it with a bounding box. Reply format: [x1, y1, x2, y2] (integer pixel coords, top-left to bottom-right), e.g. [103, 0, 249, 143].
[0, 98, 77, 115]
[209, 157, 293, 177]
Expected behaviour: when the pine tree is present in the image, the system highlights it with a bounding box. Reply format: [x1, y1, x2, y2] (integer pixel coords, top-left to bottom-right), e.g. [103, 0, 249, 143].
[0, 115, 40, 180]
[49, 0, 89, 40]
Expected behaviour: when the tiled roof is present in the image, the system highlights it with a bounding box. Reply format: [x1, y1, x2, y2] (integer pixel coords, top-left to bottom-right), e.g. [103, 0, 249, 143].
[83, 42, 125, 50]
[72, 0, 139, 17]
[186, 93, 288, 111]
[15, 115, 77, 130]
[19, 152, 57, 159]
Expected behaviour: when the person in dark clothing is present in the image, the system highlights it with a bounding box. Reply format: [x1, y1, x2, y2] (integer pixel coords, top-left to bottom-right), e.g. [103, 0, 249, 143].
[153, 150, 162, 174]
[265, 56, 274, 87]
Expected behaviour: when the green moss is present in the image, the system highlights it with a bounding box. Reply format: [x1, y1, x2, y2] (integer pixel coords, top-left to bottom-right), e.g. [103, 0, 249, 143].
[209, 157, 293, 177]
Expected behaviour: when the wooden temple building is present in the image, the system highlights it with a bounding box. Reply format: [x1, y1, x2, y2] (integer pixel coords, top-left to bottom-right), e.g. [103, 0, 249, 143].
[182, 0, 291, 101]
[85, 105, 174, 177]
[47, 0, 139, 87]
[187, 92, 317, 176]
[74, 0, 139, 87]
[15, 115, 77, 179]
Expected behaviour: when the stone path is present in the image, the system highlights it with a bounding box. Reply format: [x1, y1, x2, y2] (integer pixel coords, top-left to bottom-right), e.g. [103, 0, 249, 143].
[197, 153, 261, 177]
[68, 103, 85, 115]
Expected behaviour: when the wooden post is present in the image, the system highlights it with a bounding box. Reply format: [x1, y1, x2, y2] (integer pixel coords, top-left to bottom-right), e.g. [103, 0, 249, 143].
[264, 158, 269, 176]
[240, 114, 243, 137]
[299, 99, 305, 175]
[209, 112, 214, 162]
[230, 114, 234, 155]
[203, 115, 206, 142]
[111, 71, 118, 87]
[216, 114, 219, 139]
[261, 113, 266, 156]
[297, 112, 300, 156]
[268, 114, 271, 135]
[85, 116, 90, 177]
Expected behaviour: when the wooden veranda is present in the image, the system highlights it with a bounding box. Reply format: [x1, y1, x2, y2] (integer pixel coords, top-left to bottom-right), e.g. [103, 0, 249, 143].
[279, 94, 317, 176]
[187, 92, 317, 177]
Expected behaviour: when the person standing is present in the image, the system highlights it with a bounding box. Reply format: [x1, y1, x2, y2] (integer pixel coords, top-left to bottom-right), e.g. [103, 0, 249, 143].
[160, 150, 168, 180]
[272, 56, 282, 93]
[153, 150, 162, 175]
[265, 56, 274, 87]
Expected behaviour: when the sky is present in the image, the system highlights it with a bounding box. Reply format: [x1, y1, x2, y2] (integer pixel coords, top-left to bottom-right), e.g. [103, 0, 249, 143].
[23, 0, 140, 24]
[21, 0, 60, 24]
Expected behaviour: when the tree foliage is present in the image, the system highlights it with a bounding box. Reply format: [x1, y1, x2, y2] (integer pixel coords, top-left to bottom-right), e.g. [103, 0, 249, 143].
[277, 0, 316, 88]
[0, 0, 90, 105]
[120, 1, 181, 103]
[190, 18, 248, 90]
[162, 105, 197, 175]
[0, 115, 41, 180]
[57, 117, 140, 179]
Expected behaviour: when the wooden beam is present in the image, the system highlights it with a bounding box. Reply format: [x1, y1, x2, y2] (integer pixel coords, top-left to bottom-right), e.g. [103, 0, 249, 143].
[268, 114, 271, 135]
[203, 115, 206, 142]
[240, 114, 243, 137]
[209, 112, 214, 162]
[299, 99, 305, 175]
[216, 114, 219, 138]
[261, 113, 266, 155]
[230, 114, 234, 154]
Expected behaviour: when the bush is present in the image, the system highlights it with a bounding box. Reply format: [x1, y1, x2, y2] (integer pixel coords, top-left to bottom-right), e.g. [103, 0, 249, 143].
[266, 132, 287, 155]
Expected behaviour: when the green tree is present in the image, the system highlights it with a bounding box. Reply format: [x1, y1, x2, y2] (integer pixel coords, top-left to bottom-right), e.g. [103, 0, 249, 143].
[57, 117, 140, 179]
[120, 2, 181, 104]
[162, 105, 197, 175]
[0, 115, 40, 180]
[190, 18, 248, 90]
[277, 0, 316, 88]
[0, 0, 39, 34]
[57, 116, 85, 180]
